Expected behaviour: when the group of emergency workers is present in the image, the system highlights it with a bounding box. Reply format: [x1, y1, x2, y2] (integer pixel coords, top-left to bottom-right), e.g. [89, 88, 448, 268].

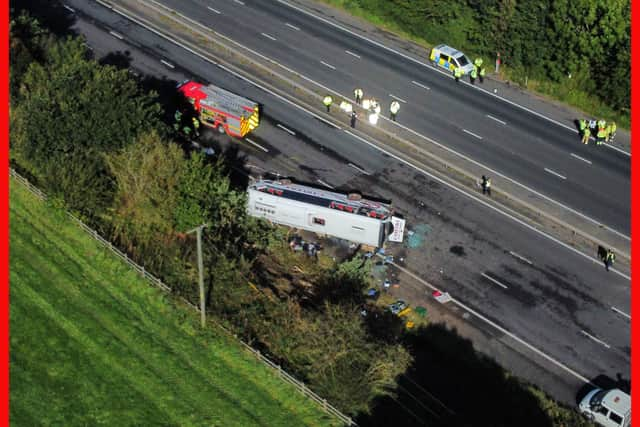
[322, 88, 402, 128]
[578, 118, 616, 145]
[455, 57, 487, 84]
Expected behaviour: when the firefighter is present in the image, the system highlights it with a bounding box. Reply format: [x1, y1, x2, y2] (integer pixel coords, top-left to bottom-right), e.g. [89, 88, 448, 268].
[596, 125, 607, 145]
[372, 99, 381, 115]
[604, 249, 616, 272]
[578, 119, 587, 137]
[192, 117, 200, 136]
[362, 98, 371, 110]
[350, 110, 357, 128]
[481, 175, 491, 196]
[581, 127, 591, 145]
[479, 66, 486, 83]
[183, 126, 192, 137]
[389, 100, 400, 121]
[589, 119, 597, 131]
[598, 118, 606, 129]
[174, 110, 183, 132]
[454, 67, 463, 82]
[469, 66, 478, 84]
[354, 88, 364, 105]
[323, 95, 333, 112]
[608, 121, 617, 142]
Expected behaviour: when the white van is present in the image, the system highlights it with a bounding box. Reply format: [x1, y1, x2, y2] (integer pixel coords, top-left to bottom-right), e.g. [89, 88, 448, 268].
[429, 44, 475, 76]
[579, 388, 631, 427]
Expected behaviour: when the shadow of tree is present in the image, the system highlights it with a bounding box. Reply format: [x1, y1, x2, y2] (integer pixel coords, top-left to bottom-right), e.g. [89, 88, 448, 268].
[99, 51, 132, 70]
[11, 0, 76, 37]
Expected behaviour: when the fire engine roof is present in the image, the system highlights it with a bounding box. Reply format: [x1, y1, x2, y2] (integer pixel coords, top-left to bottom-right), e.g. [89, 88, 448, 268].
[178, 81, 257, 117]
[250, 180, 392, 219]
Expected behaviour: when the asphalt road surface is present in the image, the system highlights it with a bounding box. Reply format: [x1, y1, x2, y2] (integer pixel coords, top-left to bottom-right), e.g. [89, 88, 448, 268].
[65, 0, 630, 411]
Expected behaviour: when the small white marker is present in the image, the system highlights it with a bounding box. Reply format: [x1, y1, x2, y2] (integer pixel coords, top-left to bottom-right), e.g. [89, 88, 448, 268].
[320, 61, 336, 70]
[411, 80, 430, 90]
[276, 124, 296, 136]
[160, 59, 175, 69]
[245, 138, 269, 153]
[581, 330, 611, 349]
[317, 179, 334, 189]
[348, 163, 371, 175]
[63, 4, 75, 13]
[207, 6, 221, 14]
[544, 168, 566, 180]
[611, 306, 631, 320]
[486, 114, 506, 125]
[285, 23, 300, 31]
[509, 251, 533, 265]
[570, 153, 592, 165]
[109, 30, 124, 40]
[481, 273, 508, 289]
[261, 33, 277, 41]
[345, 50, 361, 59]
[463, 129, 483, 140]
[389, 94, 407, 103]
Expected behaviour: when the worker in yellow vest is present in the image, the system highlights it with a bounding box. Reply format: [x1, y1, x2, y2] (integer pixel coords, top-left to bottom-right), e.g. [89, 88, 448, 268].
[596, 126, 607, 145]
[581, 127, 591, 145]
[454, 67, 463, 83]
[389, 100, 400, 121]
[323, 95, 333, 112]
[354, 88, 364, 105]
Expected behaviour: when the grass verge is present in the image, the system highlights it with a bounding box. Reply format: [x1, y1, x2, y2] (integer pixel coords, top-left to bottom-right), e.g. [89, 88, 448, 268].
[9, 178, 340, 427]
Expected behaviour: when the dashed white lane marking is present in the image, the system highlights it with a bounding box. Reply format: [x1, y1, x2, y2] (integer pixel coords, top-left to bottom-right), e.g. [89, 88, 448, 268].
[261, 32, 277, 41]
[207, 6, 221, 14]
[509, 251, 533, 265]
[285, 22, 300, 31]
[581, 330, 611, 349]
[611, 306, 631, 320]
[486, 114, 506, 125]
[317, 179, 334, 189]
[160, 59, 175, 68]
[411, 80, 430, 90]
[245, 138, 269, 153]
[109, 30, 124, 40]
[320, 60, 336, 70]
[276, 123, 296, 135]
[544, 167, 566, 180]
[481, 273, 508, 289]
[463, 129, 483, 140]
[63, 4, 75, 13]
[345, 50, 361, 59]
[233, 0, 245, 5]
[570, 153, 592, 165]
[389, 94, 407, 103]
[348, 163, 371, 175]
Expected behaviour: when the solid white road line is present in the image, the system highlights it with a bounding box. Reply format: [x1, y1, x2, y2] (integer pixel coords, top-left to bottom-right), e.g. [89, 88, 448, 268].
[389, 94, 407, 103]
[486, 114, 506, 125]
[611, 306, 631, 320]
[389, 260, 591, 384]
[113, 0, 630, 279]
[320, 60, 336, 70]
[207, 6, 221, 14]
[411, 80, 430, 90]
[261, 32, 277, 41]
[581, 330, 611, 349]
[345, 50, 361, 59]
[481, 273, 508, 289]
[317, 179, 334, 189]
[276, 123, 296, 135]
[348, 162, 371, 175]
[63, 4, 75, 13]
[233, 0, 245, 5]
[275, 0, 630, 158]
[109, 30, 124, 40]
[570, 153, 592, 165]
[245, 138, 269, 153]
[544, 167, 566, 180]
[463, 129, 483, 140]
[509, 251, 533, 265]
[285, 22, 300, 31]
[160, 59, 175, 68]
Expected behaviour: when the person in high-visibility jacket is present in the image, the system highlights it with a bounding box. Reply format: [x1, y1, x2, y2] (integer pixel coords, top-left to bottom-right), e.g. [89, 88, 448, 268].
[581, 127, 591, 144]
[479, 67, 486, 83]
[474, 57, 483, 69]
[596, 126, 607, 145]
[578, 119, 587, 136]
[362, 98, 371, 110]
[354, 88, 364, 105]
[597, 119, 606, 129]
[372, 99, 381, 115]
[389, 100, 400, 121]
[604, 249, 616, 272]
[192, 117, 200, 136]
[469, 66, 478, 84]
[454, 67, 463, 82]
[608, 122, 617, 142]
[323, 95, 333, 112]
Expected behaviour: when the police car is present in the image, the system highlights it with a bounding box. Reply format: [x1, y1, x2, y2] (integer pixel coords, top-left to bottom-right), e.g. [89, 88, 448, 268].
[429, 44, 475, 75]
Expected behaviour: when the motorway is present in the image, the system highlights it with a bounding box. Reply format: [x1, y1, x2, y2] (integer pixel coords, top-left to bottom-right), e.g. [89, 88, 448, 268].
[65, 0, 630, 414]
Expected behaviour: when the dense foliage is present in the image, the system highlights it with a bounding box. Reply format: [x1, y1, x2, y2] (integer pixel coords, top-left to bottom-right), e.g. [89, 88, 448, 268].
[328, 0, 629, 117]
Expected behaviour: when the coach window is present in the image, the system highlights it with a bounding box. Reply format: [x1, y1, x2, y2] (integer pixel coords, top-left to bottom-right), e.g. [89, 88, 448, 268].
[313, 217, 326, 226]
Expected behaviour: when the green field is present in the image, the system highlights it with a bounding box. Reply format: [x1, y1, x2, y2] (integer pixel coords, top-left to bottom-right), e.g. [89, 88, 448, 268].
[9, 179, 339, 427]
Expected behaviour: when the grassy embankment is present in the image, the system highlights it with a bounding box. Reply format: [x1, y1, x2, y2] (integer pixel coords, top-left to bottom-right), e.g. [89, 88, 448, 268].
[316, 0, 629, 129]
[9, 178, 340, 427]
